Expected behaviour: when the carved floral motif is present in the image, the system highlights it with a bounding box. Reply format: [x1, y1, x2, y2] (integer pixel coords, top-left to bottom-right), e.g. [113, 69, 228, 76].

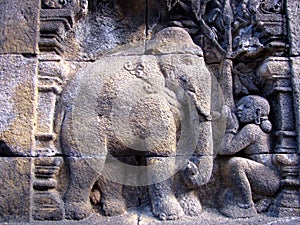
[260, 0, 282, 13]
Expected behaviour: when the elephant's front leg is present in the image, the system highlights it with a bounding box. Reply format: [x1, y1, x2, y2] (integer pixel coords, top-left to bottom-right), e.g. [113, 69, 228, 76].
[146, 157, 184, 220]
[181, 120, 213, 188]
[178, 120, 213, 216]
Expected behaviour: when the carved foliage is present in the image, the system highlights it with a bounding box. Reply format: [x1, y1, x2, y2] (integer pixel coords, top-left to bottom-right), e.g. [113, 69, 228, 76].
[260, 0, 283, 14]
[167, 0, 286, 62]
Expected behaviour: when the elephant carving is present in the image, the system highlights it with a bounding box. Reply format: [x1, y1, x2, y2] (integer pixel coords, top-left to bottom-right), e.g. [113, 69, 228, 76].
[56, 27, 214, 220]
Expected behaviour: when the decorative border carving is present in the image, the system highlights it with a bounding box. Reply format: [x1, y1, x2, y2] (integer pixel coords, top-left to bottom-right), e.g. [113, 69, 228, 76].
[39, 0, 88, 55]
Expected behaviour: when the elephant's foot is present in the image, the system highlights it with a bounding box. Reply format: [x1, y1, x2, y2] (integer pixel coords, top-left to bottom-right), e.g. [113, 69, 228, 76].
[177, 191, 202, 217]
[152, 194, 184, 220]
[102, 197, 127, 216]
[65, 200, 93, 220]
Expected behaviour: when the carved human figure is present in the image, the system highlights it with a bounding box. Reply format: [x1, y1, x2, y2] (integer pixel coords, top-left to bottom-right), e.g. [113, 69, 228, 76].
[218, 95, 280, 218]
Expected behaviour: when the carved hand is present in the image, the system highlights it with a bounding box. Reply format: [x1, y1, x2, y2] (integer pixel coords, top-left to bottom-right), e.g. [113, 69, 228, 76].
[181, 161, 208, 188]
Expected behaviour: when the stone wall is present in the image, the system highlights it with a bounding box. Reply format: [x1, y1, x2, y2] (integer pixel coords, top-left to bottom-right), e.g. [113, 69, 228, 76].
[0, 0, 299, 223]
[0, 0, 40, 222]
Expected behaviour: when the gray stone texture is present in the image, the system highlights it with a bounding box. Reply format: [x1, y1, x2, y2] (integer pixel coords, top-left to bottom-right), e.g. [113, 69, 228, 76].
[291, 57, 300, 152]
[63, 0, 148, 60]
[2, 209, 300, 225]
[287, 0, 300, 56]
[0, 0, 299, 223]
[0, 55, 37, 156]
[0, 158, 31, 223]
[0, 0, 40, 54]
[218, 96, 280, 218]
[288, 0, 300, 154]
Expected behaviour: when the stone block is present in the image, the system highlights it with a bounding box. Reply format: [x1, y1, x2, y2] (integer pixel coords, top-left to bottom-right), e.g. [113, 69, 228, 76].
[291, 57, 300, 152]
[287, 0, 300, 56]
[0, 55, 37, 156]
[0, 0, 40, 54]
[0, 158, 31, 223]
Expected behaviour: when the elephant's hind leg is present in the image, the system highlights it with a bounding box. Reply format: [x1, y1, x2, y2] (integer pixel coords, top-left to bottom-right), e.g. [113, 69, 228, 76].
[64, 157, 106, 220]
[61, 110, 107, 220]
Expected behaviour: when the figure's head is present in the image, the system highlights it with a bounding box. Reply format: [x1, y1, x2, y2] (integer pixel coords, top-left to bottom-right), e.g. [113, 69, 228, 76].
[236, 95, 272, 132]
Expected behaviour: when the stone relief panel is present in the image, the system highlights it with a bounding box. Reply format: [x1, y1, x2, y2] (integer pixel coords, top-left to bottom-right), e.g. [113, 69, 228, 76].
[0, 0, 299, 223]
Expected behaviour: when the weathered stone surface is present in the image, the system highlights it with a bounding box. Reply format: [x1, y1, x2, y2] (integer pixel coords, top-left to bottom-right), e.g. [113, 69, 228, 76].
[138, 208, 300, 225]
[291, 57, 300, 151]
[32, 157, 64, 221]
[63, 0, 147, 60]
[3, 210, 300, 225]
[287, 0, 300, 56]
[37, 91, 57, 134]
[0, 158, 31, 223]
[0, 55, 37, 156]
[0, 0, 39, 54]
[0, 0, 299, 222]
[147, 0, 169, 36]
[146, 27, 203, 56]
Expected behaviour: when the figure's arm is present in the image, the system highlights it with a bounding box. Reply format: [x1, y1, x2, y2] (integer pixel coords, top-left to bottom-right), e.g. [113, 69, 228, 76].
[219, 127, 254, 155]
[219, 106, 255, 155]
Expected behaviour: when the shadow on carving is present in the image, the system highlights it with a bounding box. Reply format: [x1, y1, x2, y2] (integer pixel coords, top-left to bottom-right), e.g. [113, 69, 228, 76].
[0, 140, 20, 157]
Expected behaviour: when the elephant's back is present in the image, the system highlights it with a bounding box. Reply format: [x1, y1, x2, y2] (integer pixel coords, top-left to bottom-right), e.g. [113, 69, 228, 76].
[96, 56, 177, 154]
[59, 54, 176, 155]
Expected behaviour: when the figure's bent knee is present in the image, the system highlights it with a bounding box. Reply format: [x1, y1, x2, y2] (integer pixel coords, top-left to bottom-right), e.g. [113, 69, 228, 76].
[227, 157, 246, 169]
